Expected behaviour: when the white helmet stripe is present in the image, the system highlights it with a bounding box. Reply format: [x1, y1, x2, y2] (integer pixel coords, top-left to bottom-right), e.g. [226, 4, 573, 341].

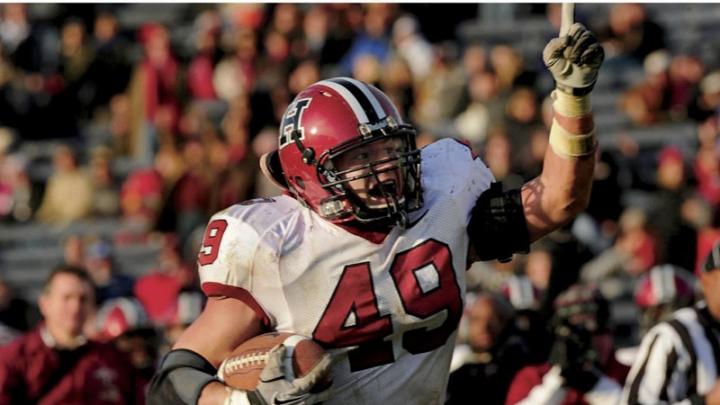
[651, 266, 663, 303]
[342, 77, 387, 120]
[663, 266, 676, 299]
[317, 80, 369, 123]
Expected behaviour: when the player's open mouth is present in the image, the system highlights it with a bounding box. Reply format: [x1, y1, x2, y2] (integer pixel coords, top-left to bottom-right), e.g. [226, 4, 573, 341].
[368, 180, 398, 199]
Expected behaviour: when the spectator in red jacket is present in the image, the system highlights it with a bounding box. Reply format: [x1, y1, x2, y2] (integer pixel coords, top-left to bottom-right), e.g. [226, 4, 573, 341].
[0, 265, 137, 405]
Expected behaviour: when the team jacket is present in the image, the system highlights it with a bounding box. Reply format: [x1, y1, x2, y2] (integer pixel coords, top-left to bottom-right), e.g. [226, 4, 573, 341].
[0, 326, 138, 405]
[199, 139, 494, 405]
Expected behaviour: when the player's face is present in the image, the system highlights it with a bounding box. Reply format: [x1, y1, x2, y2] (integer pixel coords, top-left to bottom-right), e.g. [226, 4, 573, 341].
[333, 137, 406, 208]
[39, 273, 94, 338]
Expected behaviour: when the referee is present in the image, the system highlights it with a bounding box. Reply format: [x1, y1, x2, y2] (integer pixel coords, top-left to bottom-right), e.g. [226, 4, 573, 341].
[623, 242, 720, 404]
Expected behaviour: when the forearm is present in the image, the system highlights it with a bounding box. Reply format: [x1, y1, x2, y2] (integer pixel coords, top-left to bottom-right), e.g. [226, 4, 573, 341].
[522, 91, 596, 242]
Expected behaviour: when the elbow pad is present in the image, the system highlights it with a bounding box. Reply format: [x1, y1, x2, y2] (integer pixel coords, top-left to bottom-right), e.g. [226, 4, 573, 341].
[147, 349, 219, 405]
[468, 182, 530, 263]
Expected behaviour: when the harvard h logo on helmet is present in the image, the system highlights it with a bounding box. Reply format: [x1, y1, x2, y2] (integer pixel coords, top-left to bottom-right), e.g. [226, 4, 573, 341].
[262, 77, 423, 227]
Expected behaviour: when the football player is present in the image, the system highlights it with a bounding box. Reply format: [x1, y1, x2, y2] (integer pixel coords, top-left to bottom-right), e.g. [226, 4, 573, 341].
[148, 23, 604, 405]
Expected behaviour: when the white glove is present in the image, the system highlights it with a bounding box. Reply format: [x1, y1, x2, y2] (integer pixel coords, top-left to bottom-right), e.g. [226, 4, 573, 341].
[227, 345, 334, 405]
[543, 23, 604, 96]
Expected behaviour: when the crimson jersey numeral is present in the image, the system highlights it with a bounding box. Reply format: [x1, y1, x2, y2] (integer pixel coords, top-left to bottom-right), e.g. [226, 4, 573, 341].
[391, 240, 462, 354]
[312, 239, 462, 371]
[197, 219, 228, 266]
[313, 263, 394, 371]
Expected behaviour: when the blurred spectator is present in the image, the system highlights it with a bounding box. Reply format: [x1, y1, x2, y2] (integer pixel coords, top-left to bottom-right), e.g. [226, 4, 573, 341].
[490, 45, 533, 92]
[301, 5, 330, 61]
[213, 28, 258, 101]
[575, 151, 624, 255]
[187, 10, 222, 100]
[506, 284, 628, 405]
[482, 130, 525, 191]
[413, 43, 466, 129]
[155, 138, 212, 251]
[462, 42, 487, 79]
[88, 146, 120, 217]
[127, 23, 180, 164]
[454, 71, 502, 146]
[602, 3, 665, 62]
[391, 14, 433, 81]
[688, 70, 720, 122]
[54, 18, 94, 117]
[0, 277, 34, 333]
[35, 145, 94, 225]
[0, 127, 31, 222]
[504, 87, 541, 174]
[83, 236, 135, 305]
[287, 58, 321, 97]
[650, 146, 696, 270]
[447, 293, 528, 405]
[339, 4, 395, 76]
[622, 243, 720, 404]
[379, 56, 414, 119]
[88, 11, 131, 109]
[0, 4, 42, 73]
[134, 238, 196, 327]
[0, 265, 136, 404]
[108, 94, 133, 156]
[63, 233, 85, 267]
[694, 116, 720, 205]
[206, 132, 257, 216]
[119, 147, 175, 226]
[620, 83, 660, 126]
[351, 53, 382, 86]
[666, 55, 705, 120]
[583, 207, 658, 281]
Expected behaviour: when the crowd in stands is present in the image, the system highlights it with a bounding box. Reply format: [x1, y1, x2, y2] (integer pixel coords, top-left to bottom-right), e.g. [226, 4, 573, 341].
[1, 3, 720, 404]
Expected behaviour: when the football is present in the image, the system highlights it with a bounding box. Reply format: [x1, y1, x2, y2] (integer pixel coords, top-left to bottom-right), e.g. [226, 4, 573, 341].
[220, 332, 327, 390]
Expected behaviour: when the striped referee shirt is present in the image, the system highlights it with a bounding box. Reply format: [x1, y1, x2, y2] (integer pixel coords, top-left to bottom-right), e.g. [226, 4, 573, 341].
[623, 301, 720, 404]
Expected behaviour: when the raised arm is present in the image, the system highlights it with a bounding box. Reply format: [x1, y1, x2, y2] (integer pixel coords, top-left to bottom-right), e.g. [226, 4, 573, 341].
[522, 22, 604, 242]
[468, 23, 604, 263]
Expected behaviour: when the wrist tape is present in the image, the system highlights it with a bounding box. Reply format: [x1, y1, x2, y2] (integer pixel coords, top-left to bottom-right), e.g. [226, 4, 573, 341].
[553, 90, 591, 117]
[549, 119, 597, 157]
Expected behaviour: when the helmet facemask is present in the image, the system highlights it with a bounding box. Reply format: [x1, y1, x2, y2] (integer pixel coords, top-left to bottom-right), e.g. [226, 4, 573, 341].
[316, 122, 422, 228]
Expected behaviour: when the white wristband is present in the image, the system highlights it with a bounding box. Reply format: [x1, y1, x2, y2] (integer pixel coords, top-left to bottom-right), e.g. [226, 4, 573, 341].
[224, 387, 252, 405]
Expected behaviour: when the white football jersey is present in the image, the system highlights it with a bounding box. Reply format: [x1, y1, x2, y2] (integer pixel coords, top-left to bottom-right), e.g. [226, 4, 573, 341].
[199, 138, 494, 405]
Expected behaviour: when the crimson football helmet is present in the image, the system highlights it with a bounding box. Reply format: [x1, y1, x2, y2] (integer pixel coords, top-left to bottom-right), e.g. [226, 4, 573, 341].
[261, 77, 422, 226]
[635, 264, 696, 332]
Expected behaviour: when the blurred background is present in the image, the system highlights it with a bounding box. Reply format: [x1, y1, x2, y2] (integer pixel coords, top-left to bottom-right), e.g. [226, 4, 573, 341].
[0, 1, 719, 390]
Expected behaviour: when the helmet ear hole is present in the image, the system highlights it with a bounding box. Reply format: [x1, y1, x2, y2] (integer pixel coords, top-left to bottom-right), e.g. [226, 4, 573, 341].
[260, 151, 290, 190]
